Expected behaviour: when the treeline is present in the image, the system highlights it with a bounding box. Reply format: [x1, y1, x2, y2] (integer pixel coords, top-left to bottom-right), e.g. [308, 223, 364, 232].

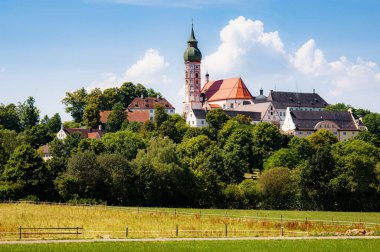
[62, 82, 161, 128]
[0, 84, 380, 211]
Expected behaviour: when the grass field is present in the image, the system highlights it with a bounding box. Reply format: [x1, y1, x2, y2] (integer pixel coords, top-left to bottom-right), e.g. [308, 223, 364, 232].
[1, 239, 380, 252]
[0, 203, 379, 240]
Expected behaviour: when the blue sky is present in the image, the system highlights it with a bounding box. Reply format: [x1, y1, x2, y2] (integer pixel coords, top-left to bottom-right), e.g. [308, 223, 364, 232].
[0, 0, 379, 121]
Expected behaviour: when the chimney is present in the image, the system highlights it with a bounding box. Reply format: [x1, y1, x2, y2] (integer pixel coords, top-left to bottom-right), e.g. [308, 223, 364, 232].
[60, 123, 64, 130]
[313, 89, 315, 94]
[205, 71, 209, 83]
[141, 94, 143, 99]
[99, 125, 102, 131]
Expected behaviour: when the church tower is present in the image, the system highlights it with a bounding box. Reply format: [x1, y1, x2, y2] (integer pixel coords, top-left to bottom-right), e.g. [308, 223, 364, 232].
[183, 24, 202, 118]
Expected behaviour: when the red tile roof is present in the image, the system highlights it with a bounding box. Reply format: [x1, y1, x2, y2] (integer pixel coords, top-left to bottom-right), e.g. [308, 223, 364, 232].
[128, 97, 174, 110]
[202, 77, 253, 102]
[209, 104, 222, 109]
[99, 110, 112, 124]
[64, 128, 103, 138]
[127, 110, 150, 123]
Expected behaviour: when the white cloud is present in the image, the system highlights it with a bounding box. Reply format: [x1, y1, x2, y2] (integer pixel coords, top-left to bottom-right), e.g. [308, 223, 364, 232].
[291, 39, 327, 76]
[89, 48, 171, 91]
[203, 16, 284, 76]
[291, 40, 380, 97]
[124, 48, 171, 86]
[202, 16, 380, 112]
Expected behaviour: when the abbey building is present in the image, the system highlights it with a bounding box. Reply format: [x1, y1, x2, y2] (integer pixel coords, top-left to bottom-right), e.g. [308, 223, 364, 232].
[182, 25, 366, 139]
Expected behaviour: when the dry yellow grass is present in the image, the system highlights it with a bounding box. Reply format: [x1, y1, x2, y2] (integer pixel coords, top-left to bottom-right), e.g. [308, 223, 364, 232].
[0, 203, 378, 240]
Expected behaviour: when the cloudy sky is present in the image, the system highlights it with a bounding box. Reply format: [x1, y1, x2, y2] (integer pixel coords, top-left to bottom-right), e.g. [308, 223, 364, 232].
[1, 0, 379, 120]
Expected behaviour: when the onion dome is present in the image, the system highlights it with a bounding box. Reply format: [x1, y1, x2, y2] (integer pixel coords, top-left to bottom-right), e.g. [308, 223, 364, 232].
[184, 24, 202, 62]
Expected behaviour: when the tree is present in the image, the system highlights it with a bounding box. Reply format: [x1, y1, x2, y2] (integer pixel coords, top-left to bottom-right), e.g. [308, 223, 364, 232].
[298, 147, 335, 210]
[354, 131, 380, 148]
[0, 129, 23, 163]
[264, 148, 299, 170]
[0, 103, 21, 132]
[206, 109, 230, 130]
[25, 124, 52, 147]
[223, 127, 253, 183]
[102, 88, 120, 110]
[288, 137, 314, 160]
[97, 154, 137, 205]
[257, 167, 297, 209]
[307, 129, 338, 148]
[102, 130, 145, 160]
[1, 144, 47, 199]
[118, 82, 136, 108]
[59, 151, 110, 200]
[154, 104, 169, 127]
[134, 137, 195, 206]
[49, 132, 83, 158]
[45, 113, 62, 133]
[78, 138, 105, 154]
[251, 122, 283, 170]
[363, 113, 380, 137]
[18, 96, 40, 130]
[106, 102, 126, 132]
[330, 140, 380, 211]
[62, 88, 88, 123]
[83, 103, 100, 129]
[325, 103, 351, 112]
[87, 88, 105, 110]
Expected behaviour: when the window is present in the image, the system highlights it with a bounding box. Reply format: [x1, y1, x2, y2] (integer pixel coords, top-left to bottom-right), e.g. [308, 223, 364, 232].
[298, 131, 303, 135]
[267, 116, 270, 119]
[201, 120, 204, 125]
[230, 103, 234, 109]
[192, 121, 194, 125]
[170, 110, 173, 113]
[307, 132, 311, 135]
[270, 112, 273, 115]
[343, 132, 346, 135]
[150, 110, 153, 114]
[195, 73, 198, 78]
[334, 132, 337, 135]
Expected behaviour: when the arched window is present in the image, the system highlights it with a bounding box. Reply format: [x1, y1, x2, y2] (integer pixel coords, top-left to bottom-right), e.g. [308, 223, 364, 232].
[195, 73, 198, 78]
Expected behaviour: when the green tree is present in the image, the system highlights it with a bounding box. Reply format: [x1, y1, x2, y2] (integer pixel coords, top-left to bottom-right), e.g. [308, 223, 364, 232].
[298, 147, 335, 210]
[1, 144, 47, 199]
[134, 137, 194, 206]
[78, 138, 105, 154]
[106, 102, 126, 132]
[102, 130, 145, 160]
[18, 96, 40, 130]
[307, 129, 338, 148]
[330, 140, 380, 211]
[257, 167, 297, 209]
[0, 103, 21, 132]
[49, 132, 83, 158]
[102, 88, 120, 110]
[59, 151, 110, 200]
[325, 103, 351, 112]
[363, 113, 380, 137]
[206, 109, 230, 131]
[97, 153, 137, 205]
[264, 148, 299, 170]
[45, 113, 62, 134]
[288, 137, 314, 160]
[62, 88, 88, 123]
[25, 124, 52, 147]
[118, 82, 136, 108]
[154, 104, 169, 127]
[83, 103, 100, 129]
[223, 127, 253, 183]
[251, 122, 283, 170]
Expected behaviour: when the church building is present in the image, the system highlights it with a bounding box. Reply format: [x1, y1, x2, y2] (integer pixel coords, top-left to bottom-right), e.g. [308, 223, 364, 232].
[183, 25, 259, 126]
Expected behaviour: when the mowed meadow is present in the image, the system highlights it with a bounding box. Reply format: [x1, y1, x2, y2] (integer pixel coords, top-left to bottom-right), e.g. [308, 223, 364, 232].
[0, 203, 379, 240]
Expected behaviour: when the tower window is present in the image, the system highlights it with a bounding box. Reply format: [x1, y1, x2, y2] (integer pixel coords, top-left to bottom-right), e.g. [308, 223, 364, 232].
[195, 73, 198, 78]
